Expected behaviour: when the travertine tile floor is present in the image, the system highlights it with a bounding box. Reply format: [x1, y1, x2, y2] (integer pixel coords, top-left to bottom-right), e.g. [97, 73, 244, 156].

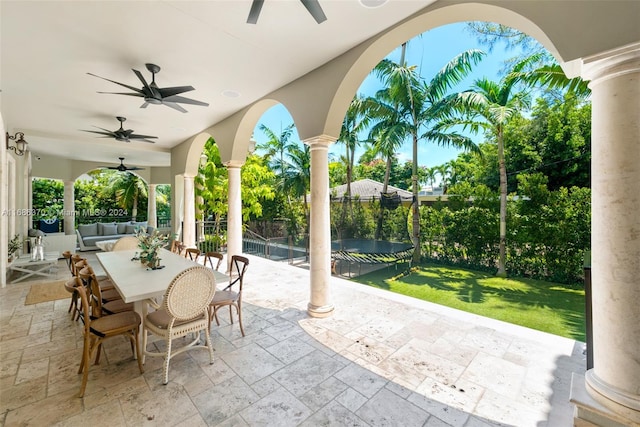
[0, 253, 586, 426]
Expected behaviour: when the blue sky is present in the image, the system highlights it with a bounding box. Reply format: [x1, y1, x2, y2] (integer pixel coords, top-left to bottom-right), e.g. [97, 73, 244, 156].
[253, 22, 511, 169]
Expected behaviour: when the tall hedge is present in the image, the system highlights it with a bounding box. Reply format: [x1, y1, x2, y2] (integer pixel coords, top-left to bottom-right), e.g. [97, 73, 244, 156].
[421, 175, 590, 285]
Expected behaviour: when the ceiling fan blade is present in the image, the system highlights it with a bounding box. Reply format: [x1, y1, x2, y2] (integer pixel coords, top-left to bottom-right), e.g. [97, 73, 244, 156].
[163, 94, 209, 106]
[91, 125, 116, 133]
[300, 0, 326, 23]
[129, 133, 158, 140]
[132, 69, 152, 93]
[134, 139, 157, 144]
[127, 167, 145, 171]
[82, 129, 115, 137]
[87, 73, 144, 94]
[97, 91, 145, 98]
[247, 0, 264, 24]
[162, 101, 188, 113]
[158, 85, 195, 98]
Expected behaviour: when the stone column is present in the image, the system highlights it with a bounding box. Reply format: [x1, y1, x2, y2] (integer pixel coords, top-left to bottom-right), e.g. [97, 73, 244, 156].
[225, 161, 243, 270]
[579, 44, 640, 424]
[147, 184, 157, 228]
[63, 180, 75, 235]
[182, 176, 196, 248]
[306, 136, 335, 318]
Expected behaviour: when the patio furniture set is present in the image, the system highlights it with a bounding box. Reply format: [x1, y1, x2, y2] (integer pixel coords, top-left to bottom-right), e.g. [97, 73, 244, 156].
[62, 237, 249, 395]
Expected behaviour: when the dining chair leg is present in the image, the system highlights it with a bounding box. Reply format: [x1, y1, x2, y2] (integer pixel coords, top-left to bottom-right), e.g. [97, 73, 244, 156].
[130, 330, 144, 374]
[237, 303, 245, 337]
[205, 325, 214, 365]
[162, 338, 172, 385]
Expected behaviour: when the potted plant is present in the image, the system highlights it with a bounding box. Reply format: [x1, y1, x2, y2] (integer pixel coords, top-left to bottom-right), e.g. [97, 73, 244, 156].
[135, 227, 169, 269]
[8, 234, 23, 261]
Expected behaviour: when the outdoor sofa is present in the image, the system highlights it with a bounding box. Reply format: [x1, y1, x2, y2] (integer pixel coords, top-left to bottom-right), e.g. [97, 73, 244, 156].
[76, 221, 154, 251]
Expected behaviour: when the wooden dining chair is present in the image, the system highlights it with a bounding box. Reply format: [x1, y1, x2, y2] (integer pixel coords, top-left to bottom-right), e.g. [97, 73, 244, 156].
[209, 255, 249, 337]
[170, 240, 185, 255]
[78, 265, 121, 303]
[64, 255, 88, 320]
[184, 248, 201, 262]
[142, 266, 216, 385]
[62, 251, 74, 274]
[75, 279, 143, 398]
[204, 251, 223, 271]
[82, 266, 133, 316]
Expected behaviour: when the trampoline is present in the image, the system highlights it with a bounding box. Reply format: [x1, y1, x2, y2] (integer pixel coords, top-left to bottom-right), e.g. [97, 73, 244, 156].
[331, 239, 414, 276]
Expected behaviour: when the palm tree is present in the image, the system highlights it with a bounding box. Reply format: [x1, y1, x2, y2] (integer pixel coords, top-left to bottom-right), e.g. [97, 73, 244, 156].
[373, 46, 485, 262]
[282, 143, 311, 228]
[104, 171, 148, 221]
[338, 94, 376, 228]
[368, 78, 410, 239]
[257, 123, 296, 180]
[457, 55, 543, 276]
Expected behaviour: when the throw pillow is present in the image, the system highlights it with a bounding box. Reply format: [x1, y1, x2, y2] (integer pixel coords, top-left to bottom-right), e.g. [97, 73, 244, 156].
[102, 224, 118, 236]
[125, 224, 137, 234]
[117, 222, 127, 234]
[78, 223, 98, 237]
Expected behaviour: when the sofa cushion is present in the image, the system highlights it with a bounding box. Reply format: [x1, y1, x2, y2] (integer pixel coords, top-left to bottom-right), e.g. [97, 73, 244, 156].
[117, 222, 128, 234]
[78, 223, 98, 237]
[125, 224, 137, 234]
[102, 224, 118, 236]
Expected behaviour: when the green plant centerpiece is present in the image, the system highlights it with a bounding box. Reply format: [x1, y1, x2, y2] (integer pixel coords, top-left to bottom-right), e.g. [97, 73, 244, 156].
[8, 234, 23, 261]
[135, 227, 169, 270]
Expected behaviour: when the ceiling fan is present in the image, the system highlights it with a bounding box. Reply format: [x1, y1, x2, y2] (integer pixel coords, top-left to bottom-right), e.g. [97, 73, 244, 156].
[247, 0, 327, 24]
[87, 63, 209, 113]
[105, 157, 145, 172]
[82, 116, 157, 143]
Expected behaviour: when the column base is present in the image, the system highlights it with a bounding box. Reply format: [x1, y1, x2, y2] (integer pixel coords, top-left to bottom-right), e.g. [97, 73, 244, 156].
[307, 303, 334, 318]
[571, 373, 640, 426]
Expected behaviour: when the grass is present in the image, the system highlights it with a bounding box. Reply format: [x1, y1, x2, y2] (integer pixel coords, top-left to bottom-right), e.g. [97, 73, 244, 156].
[352, 263, 586, 342]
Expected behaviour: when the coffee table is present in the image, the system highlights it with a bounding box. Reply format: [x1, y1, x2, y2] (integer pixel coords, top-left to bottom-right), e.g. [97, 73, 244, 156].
[8, 252, 60, 283]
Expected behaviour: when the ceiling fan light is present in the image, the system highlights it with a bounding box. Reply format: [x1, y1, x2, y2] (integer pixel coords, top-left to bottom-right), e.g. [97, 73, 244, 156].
[359, 0, 388, 8]
[222, 89, 241, 98]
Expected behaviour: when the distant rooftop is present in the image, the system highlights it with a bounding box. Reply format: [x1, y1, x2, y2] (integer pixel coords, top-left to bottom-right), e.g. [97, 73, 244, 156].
[330, 179, 412, 200]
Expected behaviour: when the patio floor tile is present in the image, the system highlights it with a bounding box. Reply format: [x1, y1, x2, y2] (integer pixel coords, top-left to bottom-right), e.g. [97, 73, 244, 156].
[0, 253, 586, 426]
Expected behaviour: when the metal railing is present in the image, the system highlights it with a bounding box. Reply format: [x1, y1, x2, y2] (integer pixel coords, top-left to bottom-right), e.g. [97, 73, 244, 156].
[242, 230, 309, 263]
[195, 220, 309, 263]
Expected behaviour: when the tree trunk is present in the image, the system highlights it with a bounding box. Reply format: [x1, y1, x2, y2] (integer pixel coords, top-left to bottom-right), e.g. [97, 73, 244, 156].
[497, 129, 507, 277]
[375, 154, 392, 240]
[132, 194, 138, 222]
[411, 132, 421, 263]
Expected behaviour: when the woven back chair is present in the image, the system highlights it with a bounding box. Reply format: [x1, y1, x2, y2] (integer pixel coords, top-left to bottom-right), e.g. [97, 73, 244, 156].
[209, 255, 249, 337]
[111, 236, 139, 251]
[142, 266, 216, 385]
[204, 252, 224, 271]
[75, 280, 143, 397]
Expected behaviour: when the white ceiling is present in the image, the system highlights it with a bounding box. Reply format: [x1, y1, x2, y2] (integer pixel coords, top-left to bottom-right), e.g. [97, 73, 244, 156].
[1, 0, 433, 168]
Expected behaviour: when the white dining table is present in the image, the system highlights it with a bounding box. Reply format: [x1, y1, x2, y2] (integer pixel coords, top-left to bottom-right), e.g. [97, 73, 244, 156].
[96, 248, 228, 344]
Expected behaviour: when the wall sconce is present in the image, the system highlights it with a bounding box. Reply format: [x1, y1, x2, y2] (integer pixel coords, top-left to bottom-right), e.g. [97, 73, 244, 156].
[6, 132, 28, 156]
[248, 136, 257, 153]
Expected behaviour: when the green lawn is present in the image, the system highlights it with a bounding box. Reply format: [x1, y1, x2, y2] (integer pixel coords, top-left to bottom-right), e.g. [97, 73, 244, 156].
[352, 263, 586, 341]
